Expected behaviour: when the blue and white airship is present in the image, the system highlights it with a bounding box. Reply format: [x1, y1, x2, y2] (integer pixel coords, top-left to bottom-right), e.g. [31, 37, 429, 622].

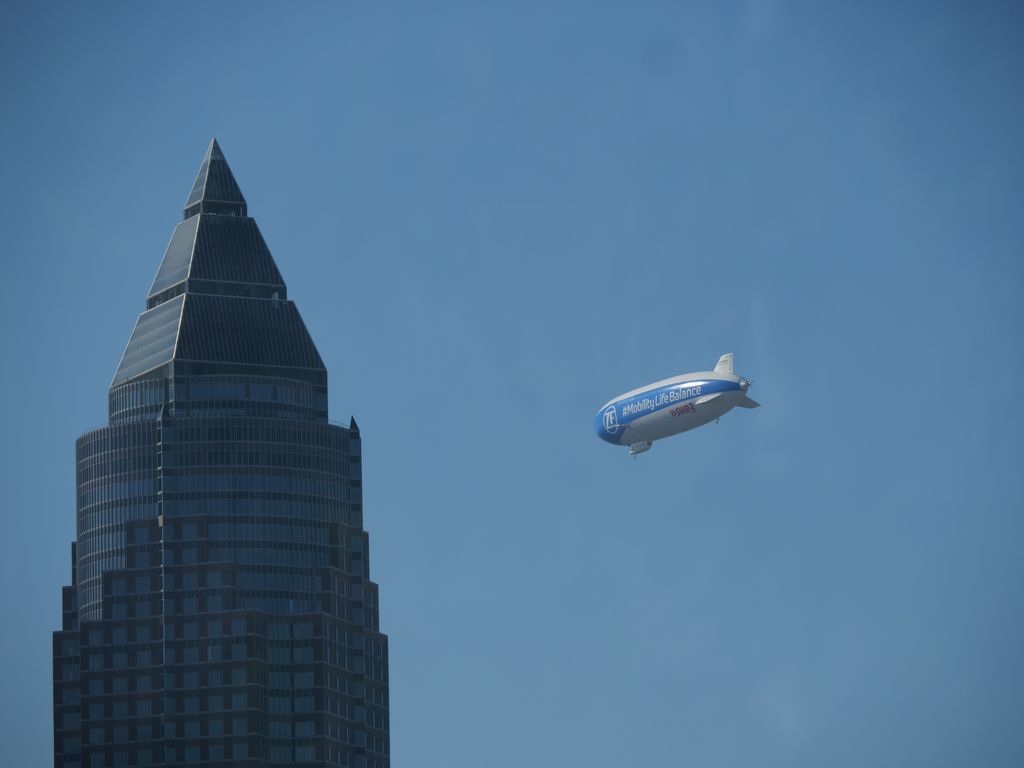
[594, 353, 760, 456]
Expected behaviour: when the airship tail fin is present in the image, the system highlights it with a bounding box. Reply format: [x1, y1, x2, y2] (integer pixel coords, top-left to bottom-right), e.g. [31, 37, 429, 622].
[738, 395, 761, 409]
[714, 353, 734, 374]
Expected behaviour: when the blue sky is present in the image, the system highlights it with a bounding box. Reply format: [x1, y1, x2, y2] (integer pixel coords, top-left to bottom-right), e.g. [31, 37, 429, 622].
[1, 2, 1022, 765]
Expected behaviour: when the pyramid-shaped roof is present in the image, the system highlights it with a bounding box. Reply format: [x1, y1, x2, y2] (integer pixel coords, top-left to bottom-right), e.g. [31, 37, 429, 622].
[183, 138, 247, 218]
[146, 140, 287, 307]
[112, 140, 325, 388]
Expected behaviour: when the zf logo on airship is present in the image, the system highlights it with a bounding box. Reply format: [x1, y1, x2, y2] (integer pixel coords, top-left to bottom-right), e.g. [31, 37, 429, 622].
[602, 406, 620, 435]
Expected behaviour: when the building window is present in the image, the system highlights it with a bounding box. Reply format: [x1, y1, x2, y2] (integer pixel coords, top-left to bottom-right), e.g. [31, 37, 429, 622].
[269, 747, 290, 762]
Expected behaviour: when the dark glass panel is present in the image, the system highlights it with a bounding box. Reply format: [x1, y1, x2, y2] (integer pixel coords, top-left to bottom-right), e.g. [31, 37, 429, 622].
[147, 217, 199, 298]
[189, 216, 285, 288]
[176, 295, 324, 371]
[111, 296, 183, 386]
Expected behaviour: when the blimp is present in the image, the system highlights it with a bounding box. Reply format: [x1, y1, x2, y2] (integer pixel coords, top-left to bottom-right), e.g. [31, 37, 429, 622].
[594, 353, 760, 456]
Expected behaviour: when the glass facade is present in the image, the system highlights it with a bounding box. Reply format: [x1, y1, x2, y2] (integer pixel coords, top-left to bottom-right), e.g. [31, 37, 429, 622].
[54, 140, 389, 767]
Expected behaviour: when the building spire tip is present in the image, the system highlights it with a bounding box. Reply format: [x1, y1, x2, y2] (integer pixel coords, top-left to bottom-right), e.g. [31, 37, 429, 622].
[184, 139, 245, 218]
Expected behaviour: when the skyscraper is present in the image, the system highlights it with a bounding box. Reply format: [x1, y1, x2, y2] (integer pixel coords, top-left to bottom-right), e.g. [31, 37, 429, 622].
[53, 140, 389, 767]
